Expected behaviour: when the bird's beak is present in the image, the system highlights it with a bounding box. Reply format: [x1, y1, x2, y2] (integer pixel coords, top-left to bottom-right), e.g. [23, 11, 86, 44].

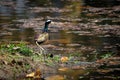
[51, 22, 55, 24]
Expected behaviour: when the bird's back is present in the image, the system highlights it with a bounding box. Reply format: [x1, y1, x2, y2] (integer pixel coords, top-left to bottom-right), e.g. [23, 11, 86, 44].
[35, 33, 49, 44]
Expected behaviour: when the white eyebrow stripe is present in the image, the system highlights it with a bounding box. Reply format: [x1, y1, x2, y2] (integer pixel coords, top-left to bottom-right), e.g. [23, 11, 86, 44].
[46, 20, 51, 22]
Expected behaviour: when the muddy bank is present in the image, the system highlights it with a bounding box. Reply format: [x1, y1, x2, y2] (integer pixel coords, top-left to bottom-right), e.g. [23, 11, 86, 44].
[0, 44, 120, 80]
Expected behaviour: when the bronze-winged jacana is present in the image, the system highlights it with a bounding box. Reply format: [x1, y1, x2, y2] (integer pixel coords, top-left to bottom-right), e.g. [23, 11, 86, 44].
[35, 20, 52, 61]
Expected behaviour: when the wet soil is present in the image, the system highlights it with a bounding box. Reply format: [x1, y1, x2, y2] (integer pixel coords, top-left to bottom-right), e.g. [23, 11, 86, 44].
[0, 46, 120, 80]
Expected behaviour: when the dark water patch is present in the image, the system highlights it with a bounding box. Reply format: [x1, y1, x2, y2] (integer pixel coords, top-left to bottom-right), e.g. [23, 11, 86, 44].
[96, 19, 120, 25]
[81, 5, 120, 20]
[48, 29, 120, 56]
[96, 36, 120, 56]
[84, 0, 120, 7]
[27, 0, 79, 8]
[0, 28, 35, 44]
[27, 0, 52, 7]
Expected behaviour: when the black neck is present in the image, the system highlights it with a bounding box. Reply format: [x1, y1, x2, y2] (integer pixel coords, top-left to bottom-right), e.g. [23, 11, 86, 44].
[43, 23, 49, 32]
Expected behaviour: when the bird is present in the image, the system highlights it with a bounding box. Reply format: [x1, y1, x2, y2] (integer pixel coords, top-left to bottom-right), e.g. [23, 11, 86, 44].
[35, 20, 52, 61]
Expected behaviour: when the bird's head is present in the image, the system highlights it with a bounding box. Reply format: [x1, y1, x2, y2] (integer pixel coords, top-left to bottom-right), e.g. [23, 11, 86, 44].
[43, 20, 52, 32]
[45, 20, 51, 25]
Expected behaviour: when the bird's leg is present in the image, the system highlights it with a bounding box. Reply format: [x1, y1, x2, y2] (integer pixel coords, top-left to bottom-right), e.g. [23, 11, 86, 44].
[36, 41, 42, 54]
[39, 45, 46, 61]
[36, 41, 46, 61]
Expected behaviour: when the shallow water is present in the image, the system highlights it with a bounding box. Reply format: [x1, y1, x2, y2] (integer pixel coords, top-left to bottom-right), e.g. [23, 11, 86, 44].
[0, 0, 120, 80]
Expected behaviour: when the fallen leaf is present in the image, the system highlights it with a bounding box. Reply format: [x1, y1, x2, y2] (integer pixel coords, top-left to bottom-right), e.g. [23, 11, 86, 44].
[60, 56, 69, 62]
[34, 69, 41, 78]
[58, 67, 69, 71]
[97, 69, 112, 73]
[13, 47, 20, 50]
[26, 72, 35, 78]
[45, 75, 65, 80]
[26, 68, 41, 78]
[72, 65, 85, 70]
